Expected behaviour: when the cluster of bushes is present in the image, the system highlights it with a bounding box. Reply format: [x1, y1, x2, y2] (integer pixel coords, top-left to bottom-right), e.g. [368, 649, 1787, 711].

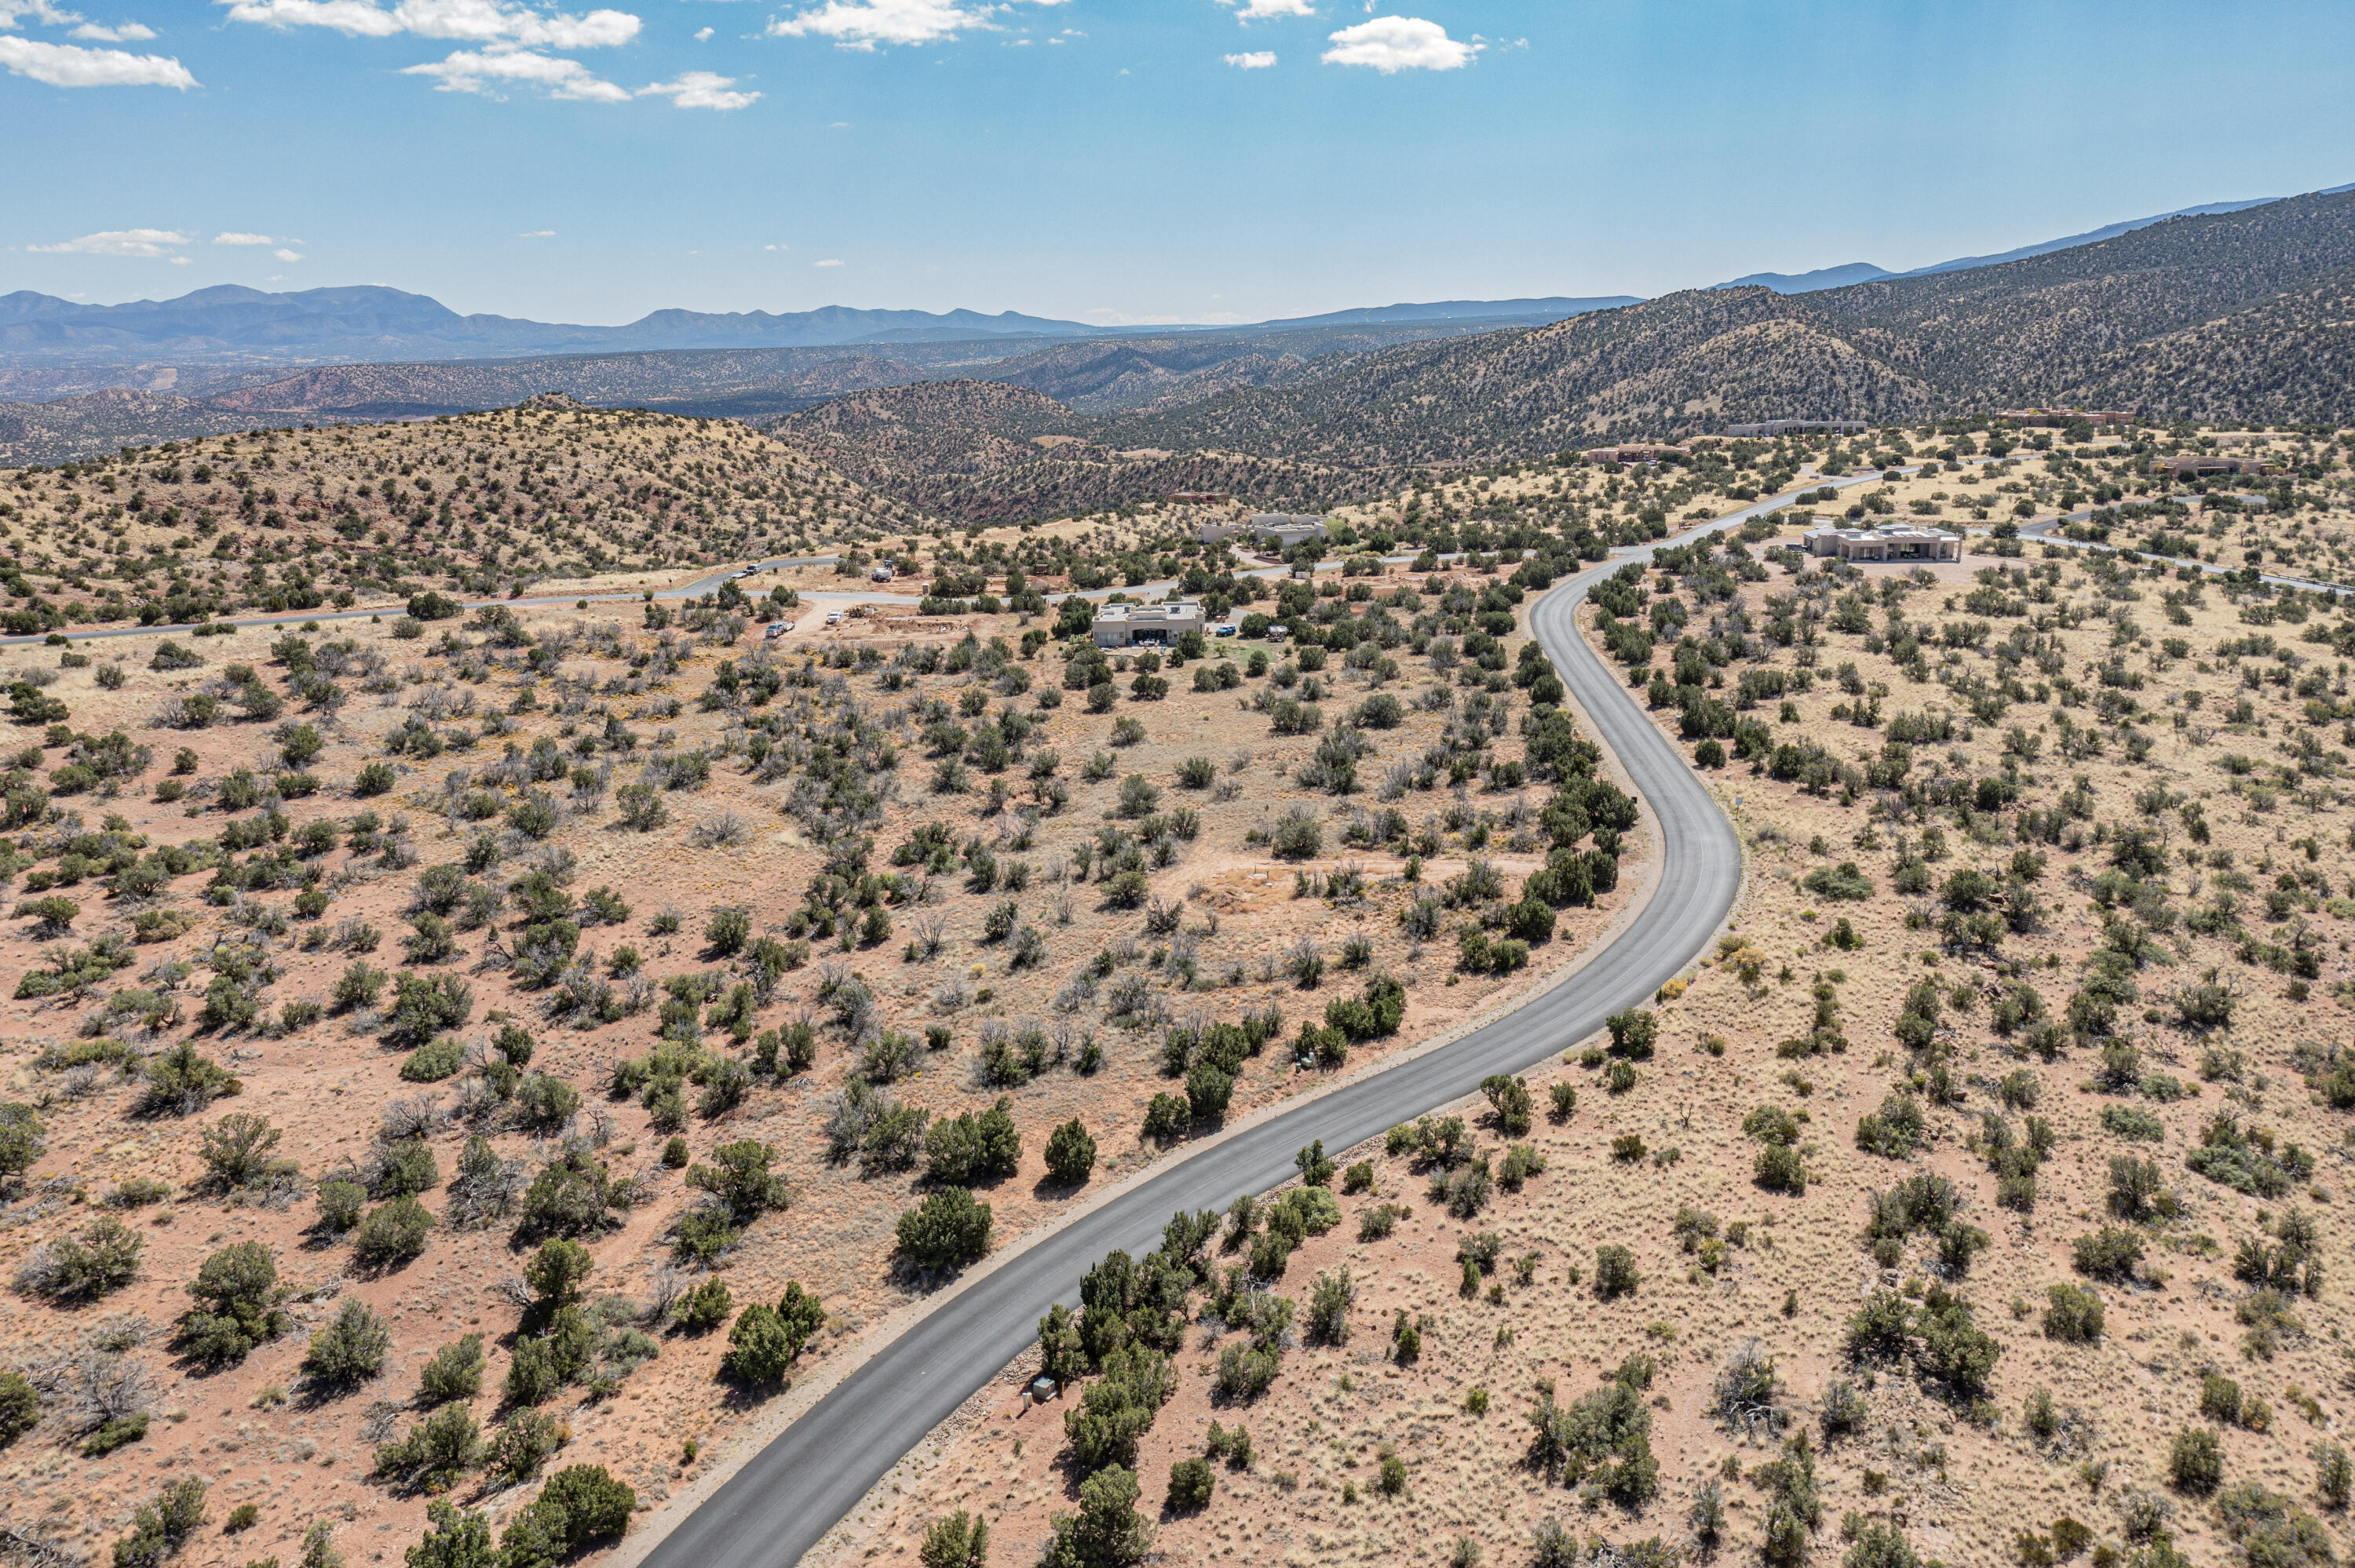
[1743, 1103, 1808, 1194]
[1843, 1282, 2001, 1400]
[1525, 1355, 1660, 1508]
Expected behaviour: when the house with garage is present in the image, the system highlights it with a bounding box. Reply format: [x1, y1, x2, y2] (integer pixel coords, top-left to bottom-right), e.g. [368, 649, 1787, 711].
[1800, 523, 1961, 563]
[1090, 600, 1205, 648]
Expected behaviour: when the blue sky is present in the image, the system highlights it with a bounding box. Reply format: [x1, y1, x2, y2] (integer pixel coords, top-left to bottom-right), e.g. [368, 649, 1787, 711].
[6, 0, 2355, 326]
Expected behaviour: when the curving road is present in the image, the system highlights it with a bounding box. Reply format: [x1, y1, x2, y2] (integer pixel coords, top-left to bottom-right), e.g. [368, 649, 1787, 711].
[634, 545, 1747, 1568]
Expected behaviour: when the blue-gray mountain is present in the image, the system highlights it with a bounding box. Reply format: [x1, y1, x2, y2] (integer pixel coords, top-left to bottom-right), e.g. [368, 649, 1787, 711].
[1711, 180, 2355, 294]
[9, 183, 2355, 475]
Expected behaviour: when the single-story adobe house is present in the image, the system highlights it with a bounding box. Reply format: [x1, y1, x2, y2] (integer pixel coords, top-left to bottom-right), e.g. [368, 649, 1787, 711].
[1199, 513, 1330, 550]
[1801, 523, 1961, 563]
[2160, 454, 2279, 479]
[1723, 419, 1868, 437]
[1091, 600, 1206, 648]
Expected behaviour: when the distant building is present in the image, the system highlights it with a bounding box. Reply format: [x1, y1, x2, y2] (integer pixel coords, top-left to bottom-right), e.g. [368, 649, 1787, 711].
[1583, 443, 1689, 466]
[1168, 490, 1233, 505]
[1091, 600, 1206, 649]
[1199, 513, 1329, 550]
[1724, 419, 1869, 438]
[1997, 407, 2137, 428]
[1802, 523, 1960, 563]
[2161, 454, 2278, 479]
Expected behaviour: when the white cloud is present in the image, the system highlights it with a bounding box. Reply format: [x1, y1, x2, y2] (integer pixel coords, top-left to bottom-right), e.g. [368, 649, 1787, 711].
[1218, 0, 1312, 20]
[1223, 49, 1272, 67]
[70, 20, 155, 39]
[219, 0, 639, 49]
[1321, 14, 1476, 71]
[761, 242, 787, 250]
[0, 32, 192, 82]
[768, 0, 1062, 50]
[26, 227, 192, 257]
[519, 228, 555, 236]
[0, 1, 82, 27]
[637, 68, 756, 108]
[212, 231, 278, 244]
[690, 23, 706, 38]
[812, 257, 842, 267]
[401, 45, 630, 98]
[274, 247, 302, 261]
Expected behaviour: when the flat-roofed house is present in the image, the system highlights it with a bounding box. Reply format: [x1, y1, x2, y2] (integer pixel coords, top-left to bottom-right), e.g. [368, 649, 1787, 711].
[1199, 513, 1330, 550]
[1583, 443, 1690, 466]
[1090, 600, 1206, 648]
[1801, 523, 1961, 563]
[2160, 454, 2278, 479]
[1723, 419, 1869, 437]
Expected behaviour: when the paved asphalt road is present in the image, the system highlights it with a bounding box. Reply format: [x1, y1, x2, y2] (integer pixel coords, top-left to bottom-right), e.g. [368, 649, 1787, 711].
[634, 545, 1747, 1568]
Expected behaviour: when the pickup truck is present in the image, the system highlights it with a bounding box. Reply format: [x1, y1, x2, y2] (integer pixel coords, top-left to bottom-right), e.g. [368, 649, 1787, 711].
[825, 610, 844, 626]
[764, 621, 794, 640]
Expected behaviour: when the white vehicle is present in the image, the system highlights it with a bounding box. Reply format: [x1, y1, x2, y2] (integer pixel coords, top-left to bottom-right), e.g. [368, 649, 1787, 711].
[764, 620, 793, 640]
[871, 563, 896, 583]
[825, 610, 844, 626]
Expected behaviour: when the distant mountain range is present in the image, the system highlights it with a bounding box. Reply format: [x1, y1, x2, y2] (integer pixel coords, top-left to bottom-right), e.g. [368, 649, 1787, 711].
[1712, 181, 2355, 294]
[0, 286, 1108, 365]
[5, 182, 2348, 380]
[0, 286, 1650, 378]
[8, 180, 2355, 469]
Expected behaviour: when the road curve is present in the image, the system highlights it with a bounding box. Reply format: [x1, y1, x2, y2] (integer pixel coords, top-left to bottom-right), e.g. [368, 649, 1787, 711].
[637, 551, 1746, 1568]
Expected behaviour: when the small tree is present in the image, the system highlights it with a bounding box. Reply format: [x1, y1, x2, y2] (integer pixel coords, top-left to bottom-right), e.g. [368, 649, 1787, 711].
[14, 1214, 144, 1301]
[687, 1140, 792, 1219]
[0, 1372, 35, 1448]
[705, 905, 752, 956]
[1167, 1457, 1214, 1511]
[1594, 1245, 1640, 1300]
[353, 1195, 434, 1265]
[388, 972, 472, 1045]
[109, 1478, 207, 1568]
[1040, 1464, 1152, 1568]
[1481, 1074, 1532, 1136]
[1308, 1268, 1354, 1344]
[1605, 1009, 1657, 1059]
[721, 1304, 795, 1384]
[0, 1103, 45, 1181]
[522, 1239, 594, 1311]
[918, 1511, 988, 1568]
[374, 1404, 483, 1493]
[1044, 1118, 1097, 1185]
[531, 1465, 635, 1549]
[2170, 1427, 2223, 1496]
[178, 1241, 288, 1366]
[897, 1188, 992, 1269]
[417, 1336, 485, 1406]
[405, 1501, 495, 1568]
[676, 1277, 732, 1333]
[303, 1298, 391, 1389]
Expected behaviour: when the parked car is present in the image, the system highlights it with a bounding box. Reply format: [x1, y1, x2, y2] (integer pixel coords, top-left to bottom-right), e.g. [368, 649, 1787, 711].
[765, 620, 793, 640]
[825, 610, 844, 626]
[1268, 623, 1290, 641]
[1214, 623, 1237, 636]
